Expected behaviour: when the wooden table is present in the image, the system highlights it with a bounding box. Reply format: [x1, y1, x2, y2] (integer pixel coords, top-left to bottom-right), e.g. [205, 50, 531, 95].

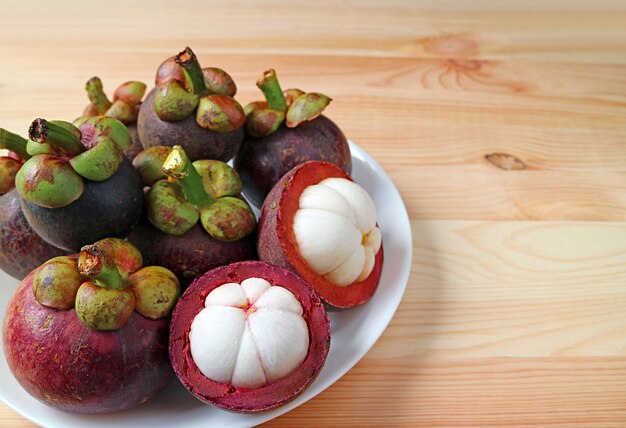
[2, 1, 626, 426]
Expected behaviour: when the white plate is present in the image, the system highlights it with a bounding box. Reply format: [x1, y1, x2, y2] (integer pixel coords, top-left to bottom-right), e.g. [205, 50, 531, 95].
[0, 141, 412, 427]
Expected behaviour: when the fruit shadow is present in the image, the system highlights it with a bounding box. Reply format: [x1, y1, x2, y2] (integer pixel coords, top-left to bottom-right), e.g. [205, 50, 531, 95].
[325, 210, 441, 421]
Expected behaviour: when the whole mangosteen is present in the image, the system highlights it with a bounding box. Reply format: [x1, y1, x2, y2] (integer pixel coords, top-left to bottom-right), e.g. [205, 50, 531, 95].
[169, 260, 330, 412]
[234, 69, 351, 207]
[0, 128, 68, 279]
[2, 238, 180, 414]
[76, 76, 147, 160]
[16, 117, 144, 251]
[127, 145, 256, 286]
[137, 47, 245, 162]
[257, 161, 383, 309]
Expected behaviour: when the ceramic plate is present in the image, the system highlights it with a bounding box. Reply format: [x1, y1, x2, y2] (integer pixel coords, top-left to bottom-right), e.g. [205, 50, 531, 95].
[0, 141, 412, 427]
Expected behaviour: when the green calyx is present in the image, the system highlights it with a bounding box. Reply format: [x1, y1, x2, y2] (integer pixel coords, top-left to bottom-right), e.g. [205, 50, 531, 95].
[146, 145, 256, 241]
[31, 238, 179, 331]
[154, 80, 199, 121]
[82, 77, 146, 124]
[152, 47, 244, 133]
[0, 157, 22, 194]
[128, 266, 180, 319]
[195, 95, 245, 132]
[16, 117, 132, 208]
[133, 146, 173, 186]
[16, 155, 84, 208]
[33, 256, 83, 310]
[246, 69, 332, 136]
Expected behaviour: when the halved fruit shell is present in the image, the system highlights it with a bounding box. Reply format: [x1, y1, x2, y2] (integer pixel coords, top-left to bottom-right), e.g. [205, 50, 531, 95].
[169, 260, 330, 412]
[257, 161, 384, 308]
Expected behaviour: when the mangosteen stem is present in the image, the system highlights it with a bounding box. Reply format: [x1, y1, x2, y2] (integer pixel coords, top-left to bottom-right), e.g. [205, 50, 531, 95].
[162, 145, 214, 208]
[28, 119, 85, 156]
[257, 69, 287, 112]
[85, 77, 112, 115]
[78, 245, 125, 290]
[0, 128, 30, 160]
[175, 47, 208, 96]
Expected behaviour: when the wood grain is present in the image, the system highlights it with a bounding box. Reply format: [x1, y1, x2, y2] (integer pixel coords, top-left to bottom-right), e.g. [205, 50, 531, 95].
[1, 0, 626, 426]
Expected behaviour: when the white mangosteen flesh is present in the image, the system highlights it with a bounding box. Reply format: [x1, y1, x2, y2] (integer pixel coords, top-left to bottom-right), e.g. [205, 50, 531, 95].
[189, 277, 309, 388]
[293, 178, 382, 286]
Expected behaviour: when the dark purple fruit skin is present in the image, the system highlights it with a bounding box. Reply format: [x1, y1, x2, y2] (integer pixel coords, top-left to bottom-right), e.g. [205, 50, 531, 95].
[123, 123, 143, 161]
[0, 189, 68, 279]
[3, 268, 173, 414]
[20, 158, 143, 252]
[137, 88, 244, 162]
[127, 220, 257, 288]
[234, 115, 351, 208]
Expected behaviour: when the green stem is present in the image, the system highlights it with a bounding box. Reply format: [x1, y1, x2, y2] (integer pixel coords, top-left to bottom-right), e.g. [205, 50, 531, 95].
[28, 119, 85, 156]
[257, 69, 287, 112]
[0, 128, 30, 159]
[175, 47, 207, 96]
[162, 145, 214, 208]
[78, 245, 124, 290]
[85, 77, 112, 115]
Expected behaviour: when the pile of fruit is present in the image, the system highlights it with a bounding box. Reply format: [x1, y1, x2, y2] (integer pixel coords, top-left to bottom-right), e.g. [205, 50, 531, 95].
[0, 47, 384, 414]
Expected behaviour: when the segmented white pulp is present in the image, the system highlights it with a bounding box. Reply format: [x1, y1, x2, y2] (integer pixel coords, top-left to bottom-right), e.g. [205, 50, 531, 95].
[293, 178, 382, 286]
[189, 278, 309, 388]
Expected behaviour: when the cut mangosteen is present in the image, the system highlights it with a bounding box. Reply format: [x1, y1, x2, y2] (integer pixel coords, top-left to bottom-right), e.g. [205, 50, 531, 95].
[16, 117, 143, 251]
[234, 69, 351, 207]
[76, 77, 147, 160]
[169, 260, 330, 412]
[137, 47, 245, 162]
[257, 161, 383, 309]
[127, 145, 257, 286]
[0, 129, 68, 279]
[2, 239, 180, 413]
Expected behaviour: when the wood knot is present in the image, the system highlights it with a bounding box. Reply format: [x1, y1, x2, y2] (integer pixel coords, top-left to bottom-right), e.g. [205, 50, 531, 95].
[485, 153, 526, 171]
[422, 34, 479, 57]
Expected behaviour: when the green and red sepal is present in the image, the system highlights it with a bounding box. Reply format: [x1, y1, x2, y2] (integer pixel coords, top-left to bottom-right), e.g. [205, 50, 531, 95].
[144, 145, 256, 241]
[245, 69, 332, 136]
[81, 77, 146, 125]
[152, 47, 244, 133]
[31, 238, 180, 331]
[15, 117, 132, 208]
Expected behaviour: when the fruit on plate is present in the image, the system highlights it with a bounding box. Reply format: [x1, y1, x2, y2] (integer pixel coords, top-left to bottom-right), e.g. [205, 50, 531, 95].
[2, 238, 179, 414]
[127, 145, 256, 286]
[234, 69, 351, 207]
[17, 117, 143, 251]
[258, 161, 383, 308]
[169, 260, 330, 412]
[76, 76, 147, 160]
[137, 47, 245, 162]
[0, 129, 68, 279]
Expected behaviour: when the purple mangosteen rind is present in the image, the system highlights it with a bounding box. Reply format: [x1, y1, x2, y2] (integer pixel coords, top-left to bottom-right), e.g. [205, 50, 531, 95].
[0, 189, 68, 279]
[2, 268, 173, 414]
[20, 157, 143, 251]
[127, 219, 258, 288]
[235, 115, 351, 208]
[169, 260, 330, 413]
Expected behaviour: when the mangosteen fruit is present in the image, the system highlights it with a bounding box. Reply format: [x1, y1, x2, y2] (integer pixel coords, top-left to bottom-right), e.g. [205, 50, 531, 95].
[76, 76, 147, 160]
[234, 69, 351, 207]
[257, 161, 383, 309]
[16, 117, 143, 251]
[2, 238, 180, 414]
[169, 260, 330, 412]
[0, 129, 68, 279]
[127, 145, 257, 286]
[137, 47, 245, 162]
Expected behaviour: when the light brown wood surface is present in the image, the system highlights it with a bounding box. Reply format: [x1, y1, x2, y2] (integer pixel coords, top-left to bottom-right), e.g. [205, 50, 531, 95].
[2, 0, 626, 426]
